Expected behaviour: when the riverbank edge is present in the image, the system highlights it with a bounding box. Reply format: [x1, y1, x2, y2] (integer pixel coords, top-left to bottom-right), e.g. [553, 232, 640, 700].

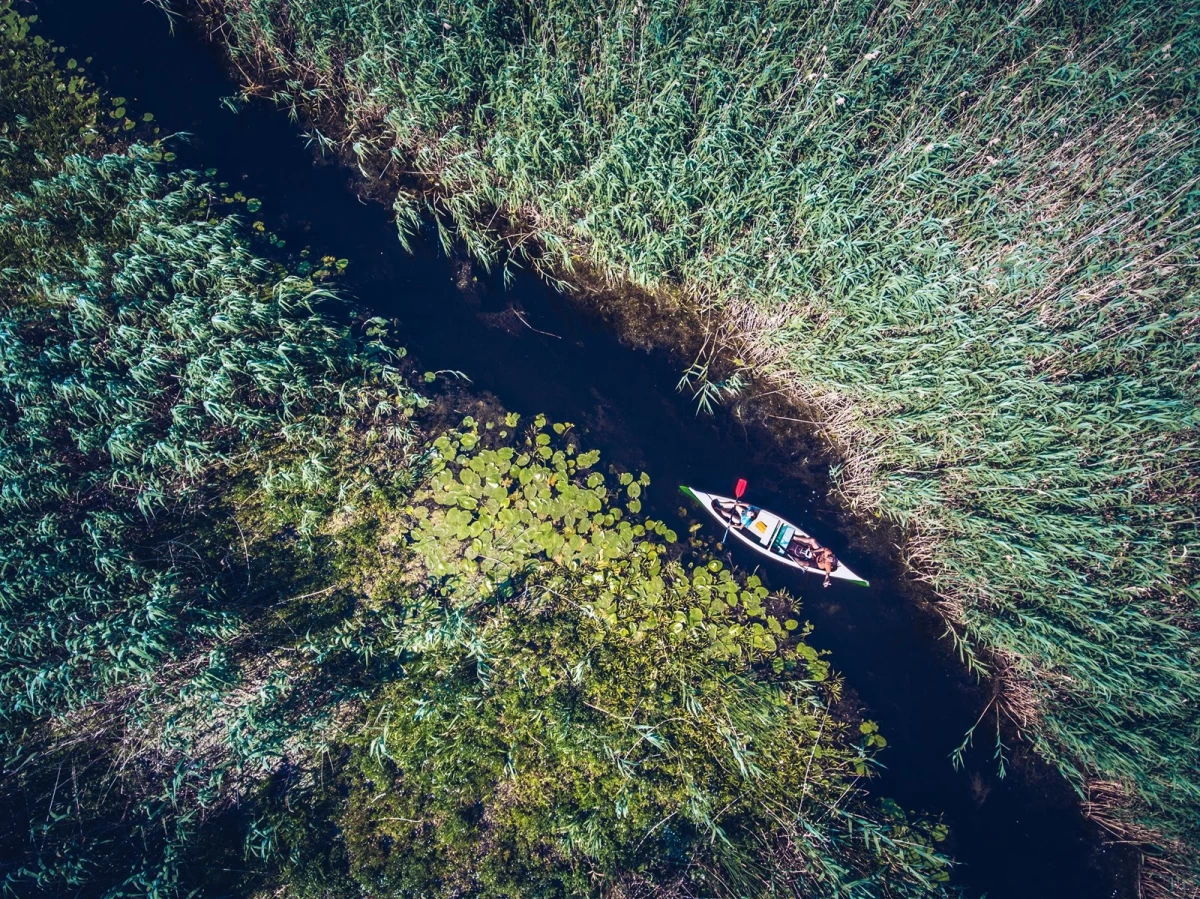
[173, 3, 1175, 894]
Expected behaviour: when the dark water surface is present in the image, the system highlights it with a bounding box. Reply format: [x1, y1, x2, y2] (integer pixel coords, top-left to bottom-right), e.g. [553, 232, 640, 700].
[30, 2, 1133, 896]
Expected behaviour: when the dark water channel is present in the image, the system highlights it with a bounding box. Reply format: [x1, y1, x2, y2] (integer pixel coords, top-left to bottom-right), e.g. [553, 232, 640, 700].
[30, 2, 1135, 896]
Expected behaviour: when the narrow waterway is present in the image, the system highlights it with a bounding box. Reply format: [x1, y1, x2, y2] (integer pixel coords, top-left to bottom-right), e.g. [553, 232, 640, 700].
[30, 2, 1135, 896]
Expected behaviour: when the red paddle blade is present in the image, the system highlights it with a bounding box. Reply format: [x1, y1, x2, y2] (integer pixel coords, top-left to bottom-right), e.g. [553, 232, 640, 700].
[734, 478, 748, 498]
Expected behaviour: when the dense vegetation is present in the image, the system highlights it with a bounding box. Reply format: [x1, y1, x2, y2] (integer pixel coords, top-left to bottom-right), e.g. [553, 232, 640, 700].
[259, 419, 951, 898]
[0, 9, 952, 896]
[189, 0, 1200, 887]
[0, 145, 419, 890]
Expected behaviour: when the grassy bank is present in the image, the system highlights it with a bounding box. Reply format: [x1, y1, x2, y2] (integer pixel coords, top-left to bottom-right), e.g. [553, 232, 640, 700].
[1, 9, 953, 895]
[187, 0, 1200, 889]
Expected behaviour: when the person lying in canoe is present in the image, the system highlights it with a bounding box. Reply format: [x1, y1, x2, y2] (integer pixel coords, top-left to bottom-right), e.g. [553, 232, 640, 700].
[711, 497, 840, 586]
[785, 533, 840, 587]
[711, 498, 757, 530]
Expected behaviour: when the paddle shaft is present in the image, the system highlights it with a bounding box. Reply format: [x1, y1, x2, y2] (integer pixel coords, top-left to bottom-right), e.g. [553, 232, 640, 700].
[721, 479, 748, 546]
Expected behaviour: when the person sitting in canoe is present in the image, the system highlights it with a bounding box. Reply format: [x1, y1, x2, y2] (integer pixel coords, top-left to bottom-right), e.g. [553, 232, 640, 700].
[785, 533, 840, 587]
[711, 498, 757, 530]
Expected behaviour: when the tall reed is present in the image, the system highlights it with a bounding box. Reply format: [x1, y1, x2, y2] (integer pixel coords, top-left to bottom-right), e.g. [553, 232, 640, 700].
[0, 147, 418, 891]
[194, 0, 1200, 886]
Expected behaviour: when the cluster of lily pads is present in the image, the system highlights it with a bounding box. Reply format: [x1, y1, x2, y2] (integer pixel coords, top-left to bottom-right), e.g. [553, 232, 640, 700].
[404, 414, 821, 669]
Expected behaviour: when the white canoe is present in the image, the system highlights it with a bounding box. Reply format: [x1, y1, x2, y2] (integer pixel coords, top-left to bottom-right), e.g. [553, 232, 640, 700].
[681, 486, 869, 587]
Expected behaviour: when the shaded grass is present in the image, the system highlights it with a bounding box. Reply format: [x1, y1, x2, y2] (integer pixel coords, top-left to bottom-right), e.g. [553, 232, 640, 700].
[190, 0, 1200, 888]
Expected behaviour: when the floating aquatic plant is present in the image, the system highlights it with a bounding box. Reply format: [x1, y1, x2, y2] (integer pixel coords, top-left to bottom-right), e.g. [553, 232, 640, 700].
[264, 413, 954, 899]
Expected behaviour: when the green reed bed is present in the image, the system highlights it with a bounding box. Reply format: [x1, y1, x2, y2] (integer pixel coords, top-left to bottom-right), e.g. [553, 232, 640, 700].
[1, 11, 951, 894]
[0, 147, 420, 892]
[0, 155, 951, 895]
[191, 0, 1200, 885]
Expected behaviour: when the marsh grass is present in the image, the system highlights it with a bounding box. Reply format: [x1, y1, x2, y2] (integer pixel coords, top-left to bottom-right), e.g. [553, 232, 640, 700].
[1, 14, 955, 895]
[0, 21, 424, 881]
[191, 0, 1200, 887]
[0, 146, 424, 892]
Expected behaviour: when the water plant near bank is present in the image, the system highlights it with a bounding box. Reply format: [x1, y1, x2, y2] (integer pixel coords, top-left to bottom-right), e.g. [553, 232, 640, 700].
[188, 0, 1200, 887]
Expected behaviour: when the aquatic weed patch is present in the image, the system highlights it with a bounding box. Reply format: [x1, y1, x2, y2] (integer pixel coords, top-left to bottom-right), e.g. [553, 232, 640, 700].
[189, 0, 1200, 885]
[0, 0, 169, 190]
[253, 414, 954, 899]
[0, 2, 100, 189]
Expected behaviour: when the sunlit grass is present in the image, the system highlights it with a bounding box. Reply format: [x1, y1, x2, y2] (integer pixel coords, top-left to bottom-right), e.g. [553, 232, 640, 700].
[198, 0, 1200, 886]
